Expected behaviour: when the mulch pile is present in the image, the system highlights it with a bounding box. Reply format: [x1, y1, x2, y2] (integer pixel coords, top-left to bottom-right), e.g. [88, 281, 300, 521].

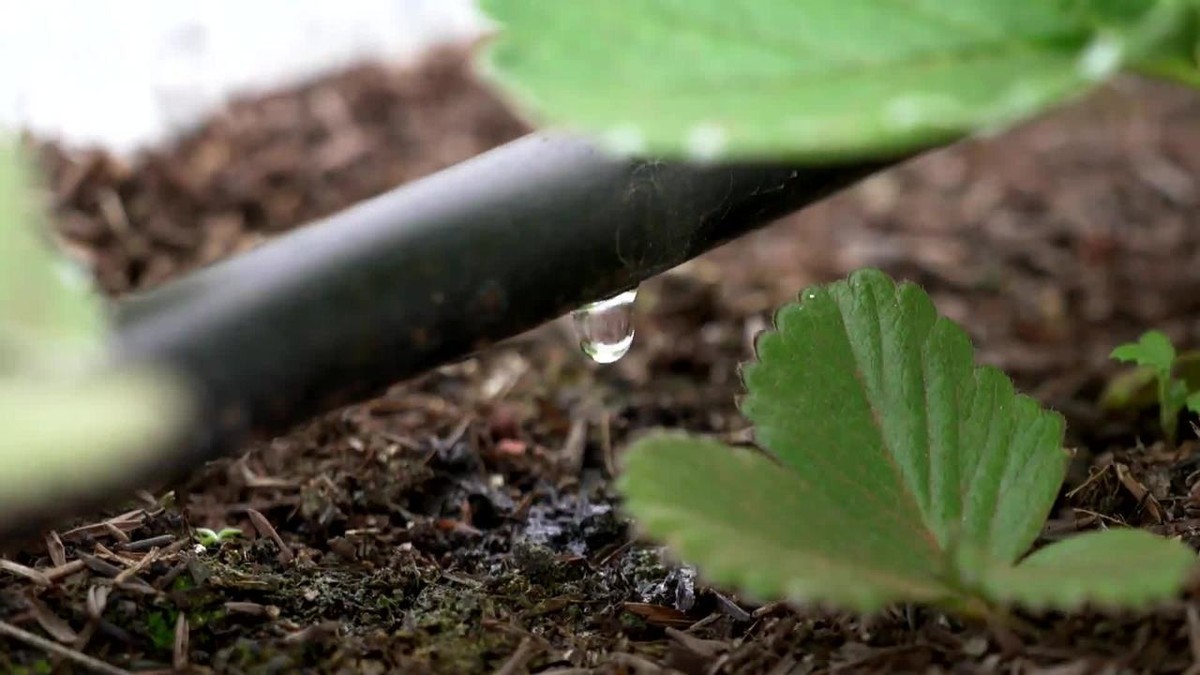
[2, 46, 1200, 674]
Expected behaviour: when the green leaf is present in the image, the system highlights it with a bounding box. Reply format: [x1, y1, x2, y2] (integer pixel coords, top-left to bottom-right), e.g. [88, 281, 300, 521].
[480, 0, 1180, 161]
[1186, 389, 1200, 414]
[196, 527, 243, 547]
[1066, 0, 1200, 87]
[0, 139, 107, 372]
[621, 270, 1069, 611]
[621, 435, 960, 611]
[196, 528, 220, 547]
[982, 528, 1196, 610]
[0, 368, 190, 516]
[744, 270, 1068, 564]
[1111, 330, 1176, 376]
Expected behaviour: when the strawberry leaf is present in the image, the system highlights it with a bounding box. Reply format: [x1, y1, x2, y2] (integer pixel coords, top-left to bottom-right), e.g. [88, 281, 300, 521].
[982, 528, 1196, 610]
[479, 0, 1191, 162]
[620, 270, 1194, 612]
[0, 370, 190, 516]
[1111, 330, 1176, 377]
[0, 139, 106, 373]
[620, 435, 958, 611]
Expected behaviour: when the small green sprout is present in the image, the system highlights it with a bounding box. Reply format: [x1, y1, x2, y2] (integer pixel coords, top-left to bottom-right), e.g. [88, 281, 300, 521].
[195, 527, 243, 548]
[1110, 330, 1200, 444]
[618, 271, 1195, 616]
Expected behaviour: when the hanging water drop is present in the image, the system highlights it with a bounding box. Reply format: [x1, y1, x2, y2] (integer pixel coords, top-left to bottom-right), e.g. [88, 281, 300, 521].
[571, 288, 637, 364]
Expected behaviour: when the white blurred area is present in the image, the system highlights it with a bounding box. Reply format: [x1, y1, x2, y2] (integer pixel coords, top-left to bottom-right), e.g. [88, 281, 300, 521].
[0, 0, 487, 153]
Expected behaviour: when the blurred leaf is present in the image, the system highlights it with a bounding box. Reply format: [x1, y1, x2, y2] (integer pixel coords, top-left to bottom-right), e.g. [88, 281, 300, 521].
[0, 368, 190, 516]
[480, 0, 1188, 162]
[0, 139, 106, 373]
[1065, 0, 1200, 87]
[1186, 389, 1200, 414]
[1100, 364, 1161, 411]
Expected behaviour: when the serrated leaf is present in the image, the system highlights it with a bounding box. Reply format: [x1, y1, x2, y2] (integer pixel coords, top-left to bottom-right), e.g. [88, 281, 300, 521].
[0, 139, 107, 372]
[0, 369, 190, 516]
[621, 270, 1069, 612]
[479, 0, 1179, 161]
[982, 528, 1196, 609]
[620, 435, 960, 611]
[743, 270, 1067, 565]
[1112, 330, 1176, 376]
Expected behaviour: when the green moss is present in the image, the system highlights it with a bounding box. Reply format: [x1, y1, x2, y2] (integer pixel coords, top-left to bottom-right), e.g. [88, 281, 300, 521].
[145, 610, 176, 652]
[171, 571, 197, 591]
[10, 659, 53, 675]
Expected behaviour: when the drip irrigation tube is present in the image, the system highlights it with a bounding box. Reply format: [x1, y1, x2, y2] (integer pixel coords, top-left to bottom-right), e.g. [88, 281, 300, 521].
[13, 132, 898, 540]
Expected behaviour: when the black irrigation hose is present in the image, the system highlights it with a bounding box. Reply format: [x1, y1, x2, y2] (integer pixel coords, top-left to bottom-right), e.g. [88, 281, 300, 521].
[11, 132, 898, 540]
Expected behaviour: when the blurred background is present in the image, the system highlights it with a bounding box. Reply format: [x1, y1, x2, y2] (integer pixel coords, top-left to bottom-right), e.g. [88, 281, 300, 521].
[0, 0, 484, 152]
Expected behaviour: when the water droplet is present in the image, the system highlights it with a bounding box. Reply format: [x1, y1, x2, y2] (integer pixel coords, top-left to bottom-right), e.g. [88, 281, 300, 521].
[571, 288, 637, 364]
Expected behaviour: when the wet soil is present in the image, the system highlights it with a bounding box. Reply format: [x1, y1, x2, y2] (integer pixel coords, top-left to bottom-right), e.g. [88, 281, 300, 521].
[4, 46, 1200, 674]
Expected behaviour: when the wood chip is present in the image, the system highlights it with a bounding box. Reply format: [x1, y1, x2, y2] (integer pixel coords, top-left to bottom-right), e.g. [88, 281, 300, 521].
[623, 602, 694, 628]
[45, 532, 67, 568]
[224, 602, 281, 619]
[173, 612, 189, 672]
[282, 621, 341, 644]
[765, 655, 799, 675]
[247, 508, 294, 564]
[114, 547, 160, 585]
[71, 621, 99, 654]
[665, 627, 727, 659]
[43, 559, 86, 582]
[120, 535, 175, 552]
[493, 637, 539, 675]
[711, 590, 752, 622]
[61, 513, 145, 542]
[27, 595, 78, 643]
[87, 585, 111, 621]
[1115, 462, 1166, 523]
[0, 619, 130, 675]
[0, 559, 51, 586]
[610, 653, 665, 673]
[80, 555, 123, 578]
[102, 521, 131, 544]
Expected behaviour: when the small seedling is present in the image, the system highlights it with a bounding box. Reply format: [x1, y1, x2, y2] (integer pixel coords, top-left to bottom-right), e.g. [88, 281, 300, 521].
[195, 527, 243, 548]
[1110, 330, 1200, 443]
[618, 270, 1195, 615]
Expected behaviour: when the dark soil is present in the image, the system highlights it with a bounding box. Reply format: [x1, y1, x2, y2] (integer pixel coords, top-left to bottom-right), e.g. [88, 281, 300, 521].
[4, 45, 1200, 674]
